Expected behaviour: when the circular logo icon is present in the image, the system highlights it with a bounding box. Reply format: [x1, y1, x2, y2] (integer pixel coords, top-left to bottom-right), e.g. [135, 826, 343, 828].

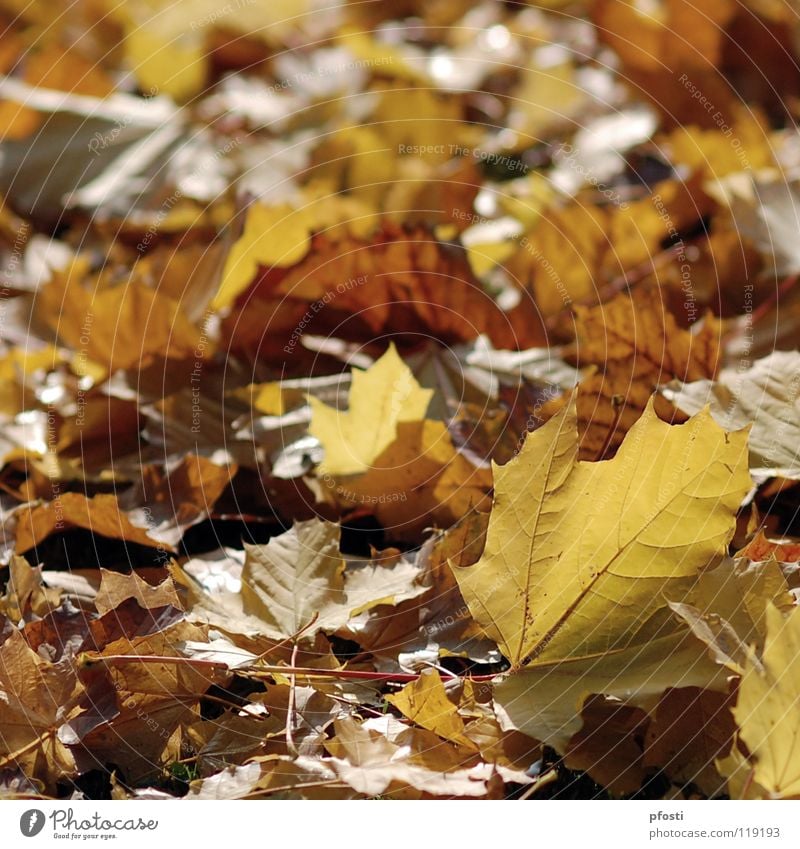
[20, 809, 45, 837]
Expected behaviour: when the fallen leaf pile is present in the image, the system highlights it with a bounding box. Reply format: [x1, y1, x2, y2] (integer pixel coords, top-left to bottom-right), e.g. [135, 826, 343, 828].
[2, 0, 800, 802]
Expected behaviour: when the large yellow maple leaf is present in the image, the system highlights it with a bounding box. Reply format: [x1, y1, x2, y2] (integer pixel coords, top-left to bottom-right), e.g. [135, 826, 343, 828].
[453, 395, 751, 670]
[453, 394, 752, 747]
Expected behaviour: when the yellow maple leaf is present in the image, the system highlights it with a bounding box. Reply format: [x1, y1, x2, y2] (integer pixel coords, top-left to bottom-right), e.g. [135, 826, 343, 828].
[213, 203, 316, 311]
[309, 345, 433, 476]
[213, 194, 378, 311]
[387, 669, 478, 750]
[728, 604, 800, 799]
[453, 394, 751, 670]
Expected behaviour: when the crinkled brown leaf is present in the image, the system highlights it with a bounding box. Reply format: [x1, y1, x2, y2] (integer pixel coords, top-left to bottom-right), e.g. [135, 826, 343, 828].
[15, 493, 170, 554]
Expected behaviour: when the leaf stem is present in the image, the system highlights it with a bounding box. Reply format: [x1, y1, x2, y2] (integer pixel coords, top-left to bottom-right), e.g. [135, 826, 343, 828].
[79, 653, 499, 683]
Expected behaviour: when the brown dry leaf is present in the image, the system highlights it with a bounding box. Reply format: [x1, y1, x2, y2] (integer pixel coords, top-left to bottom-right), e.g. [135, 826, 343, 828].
[54, 394, 144, 470]
[14, 493, 171, 554]
[564, 697, 649, 797]
[237, 519, 345, 640]
[78, 621, 225, 784]
[543, 287, 721, 458]
[223, 224, 547, 359]
[644, 688, 736, 797]
[0, 629, 83, 787]
[594, 0, 736, 73]
[184, 519, 429, 642]
[83, 598, 187, 658]
[185, 762, 275, 800]
[146, 455, 236, 513]
[339, 515, 498, 667]
[460, 715, 540, 778]
[375, 711, 532, 787]
[506, 177, 709, 320]
[590, 0, 744, 128]
[136, 242, 226, 310]
[0, 555, 56, 621]
[325, 717, 510, 798]
[37, 264, 206, 376]
[186, 711, 284, 770]
[251, 683, 343, 758]
[186, 756, 349, 800]
[125, 455, 237, 546]
[94, 570, 183, 618]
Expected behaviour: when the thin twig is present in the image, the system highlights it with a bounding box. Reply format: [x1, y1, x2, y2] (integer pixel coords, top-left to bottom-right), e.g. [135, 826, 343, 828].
[244, 778, 350, 798]
[254, 612, 319, 664]
[285, 641, 300, 756]
[79, 653, 499, 683]
[0, 734, 51, 770]
[517, 768, 558, 800]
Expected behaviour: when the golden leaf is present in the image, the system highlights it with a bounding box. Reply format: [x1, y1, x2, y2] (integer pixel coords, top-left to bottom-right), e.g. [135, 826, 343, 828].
[455, 395, 749, 747]
[728, 604, 800, 799]
[386, 669, 477, 750]
[453, 396, 750, 669]
[309, 344, 433, 476]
